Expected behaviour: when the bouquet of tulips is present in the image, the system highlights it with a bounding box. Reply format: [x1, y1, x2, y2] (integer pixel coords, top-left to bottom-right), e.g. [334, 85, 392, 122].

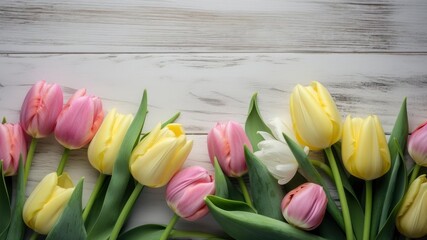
[1, 80, 426, 240]
[205, 81, 427, 240]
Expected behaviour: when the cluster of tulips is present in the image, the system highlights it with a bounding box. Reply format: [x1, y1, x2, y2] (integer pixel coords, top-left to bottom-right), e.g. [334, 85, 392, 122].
[0, 80, 426, 240]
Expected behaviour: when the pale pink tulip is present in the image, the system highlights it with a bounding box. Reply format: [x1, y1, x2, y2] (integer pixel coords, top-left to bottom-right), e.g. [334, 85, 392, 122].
[207, 121, 252, 177]
[166, 166, 215, 221]
[281, 182, 327, 230]
[408, 121, 427, 166]
[0, 123, 27, 176]
[54, 89, 104, 149]
[20, 81, 63, 138]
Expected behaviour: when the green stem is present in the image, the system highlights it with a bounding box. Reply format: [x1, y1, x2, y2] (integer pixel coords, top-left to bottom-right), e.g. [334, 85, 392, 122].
[160, 213, 180, 240]
[325, 147, 353, 240]
[237, 177, 252, 208]
[29, 232, 39, 240]
[409, 164, 421, 184]
[24, 138, 38, 184]
[82, 173, 106, 222]
[309, 159, 333, 180]
[109, 183, 144, 240]
[363, 180, 372, 240]
[171, 229, 225, 239]
[56, 148, 70, 175]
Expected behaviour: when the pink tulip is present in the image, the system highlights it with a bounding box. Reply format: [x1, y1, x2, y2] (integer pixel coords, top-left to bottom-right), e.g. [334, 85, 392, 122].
[0, 123, 27, 176]
[20, 81, 63, 138]
[166, 166, 215, 221]
[408, 121, 427, 166]
[281, 182, 327, 230]
[207, 121, 252, 177]
[54, 89, 104, 149]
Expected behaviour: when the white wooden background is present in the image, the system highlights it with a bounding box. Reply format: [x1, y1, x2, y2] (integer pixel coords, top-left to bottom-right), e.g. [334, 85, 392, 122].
[1, 0, 427, 238]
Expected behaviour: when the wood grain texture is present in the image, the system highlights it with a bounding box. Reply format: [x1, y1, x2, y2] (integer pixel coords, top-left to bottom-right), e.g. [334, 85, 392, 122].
[1, 0, 427, 53]
[1, 53, 426, 134]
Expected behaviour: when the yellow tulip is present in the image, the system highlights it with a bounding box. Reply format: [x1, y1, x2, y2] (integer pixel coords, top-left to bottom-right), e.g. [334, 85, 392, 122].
[341, 115, 390, 180]
[23, 172, 74, 235]
[87, 108, 133, 174]
[290, 81, 342, 150]
[129, 123, 193, 188]
[396, 175, 427, 238]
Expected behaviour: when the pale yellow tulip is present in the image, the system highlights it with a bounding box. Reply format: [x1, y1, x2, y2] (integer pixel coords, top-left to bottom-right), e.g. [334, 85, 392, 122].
[23, 172, 74, 235]
[341, 115, 390, 180]
[129, 123, 193, 188]
[87, 108, 133, 174]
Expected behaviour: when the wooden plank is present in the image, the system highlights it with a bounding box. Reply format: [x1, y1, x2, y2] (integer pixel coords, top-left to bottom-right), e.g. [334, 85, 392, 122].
[1, 53, 426, 133]
[1, 0, 427, 53]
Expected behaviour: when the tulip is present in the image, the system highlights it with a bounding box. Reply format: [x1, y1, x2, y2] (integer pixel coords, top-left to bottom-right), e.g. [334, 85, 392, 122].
[87, 108, 133, 175]
[0, 123, 27, 176]
[54, 89, 104, 149]
[207, 121, 252, 177]
[23, 172, 74, 235]
[396, 174, 427, 238]
[20, 80, 63, 138]
[408, 121, 427, 166]
[130, 123, 193, 188]
[290, 81, 342, 150]
[341, 115, 391, 180]
[281, 182, 327, 230]
[254, 118, 308, 185]
[166, 166, 215, 221]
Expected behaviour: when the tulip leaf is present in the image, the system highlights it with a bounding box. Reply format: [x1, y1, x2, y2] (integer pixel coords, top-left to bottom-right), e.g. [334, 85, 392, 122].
[206, 195, 326, 240]
[0, 163, 11, 240]
[315, 212, 346, 239]
[283, 134, 345, 232]
[245, 93, 273, 151]
[5, 157, 25, 240]
[84, 176, 111, 230]
[213, 158, 244, 201]
[47, 179, 86, 240]
[87, 91, 148, 240]
[371, 99, 408, 240]
[244, 146, 284, 220]
[118, 224, 228, 240]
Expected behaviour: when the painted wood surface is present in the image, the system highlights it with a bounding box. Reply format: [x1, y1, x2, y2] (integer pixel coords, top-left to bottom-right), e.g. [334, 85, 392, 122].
[1, 0, 427, 238]
[1, 0, 427, 53]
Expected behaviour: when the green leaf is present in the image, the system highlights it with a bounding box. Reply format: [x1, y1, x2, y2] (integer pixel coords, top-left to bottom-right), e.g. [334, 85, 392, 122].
[6, 157, 25, 240]
[84, 176, 111, 230]
[0, 163, 11, 240]
[118, 224, 165, 240]
[47, 179, 86, 240]
[213, 157, 244, 201]
[87, 91, 148, 240]
[283, 134, 345, 232]
[245, 93, 273, 151]
[206, 195, 326, 240]
[244, 146, 284, 220]
[371, 99, 408, 239]
[315, 212, 346, 239]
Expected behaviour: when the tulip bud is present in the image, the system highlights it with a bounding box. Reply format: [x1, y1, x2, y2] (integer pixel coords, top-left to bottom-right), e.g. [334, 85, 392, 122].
[87, 108, 133, 175]
[290, 81, 342, 150]
[396, 175, 427, 238]
[166, 166, 215, 221]
[0, 123, 27, 176]
[23, 172, 74, 235]
[20, 80, 63, 138]
[341, 115, 391, 180]
[408, 121, 427, 166]
[54, 89, 104, 149]
[207, 121, 252, 177]
[254, 118, 308, 185]
[130, 123, 193, 188]
[281, 183, 327, 230]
